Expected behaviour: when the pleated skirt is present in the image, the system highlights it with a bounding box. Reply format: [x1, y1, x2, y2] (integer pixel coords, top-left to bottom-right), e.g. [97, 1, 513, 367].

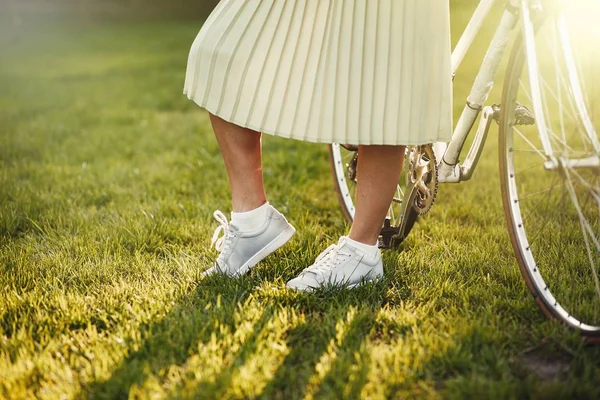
[184, 0, 452, 145]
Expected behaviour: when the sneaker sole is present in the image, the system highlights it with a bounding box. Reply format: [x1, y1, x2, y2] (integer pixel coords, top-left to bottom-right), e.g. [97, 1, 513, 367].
[232, 223, 296, 277]
[346, 276, 382, 289]
[288, 274, 384, 292]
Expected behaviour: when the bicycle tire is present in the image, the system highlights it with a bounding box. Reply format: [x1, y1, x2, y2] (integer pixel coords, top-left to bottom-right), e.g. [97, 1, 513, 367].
[499, 7, 600, 339]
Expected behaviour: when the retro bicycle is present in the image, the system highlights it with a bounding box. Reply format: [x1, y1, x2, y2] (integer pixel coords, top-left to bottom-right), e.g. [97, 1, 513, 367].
[330, 0, 600, 339]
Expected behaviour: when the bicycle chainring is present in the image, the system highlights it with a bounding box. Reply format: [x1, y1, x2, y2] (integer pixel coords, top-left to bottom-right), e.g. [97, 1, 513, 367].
[406, 144, 439, 215]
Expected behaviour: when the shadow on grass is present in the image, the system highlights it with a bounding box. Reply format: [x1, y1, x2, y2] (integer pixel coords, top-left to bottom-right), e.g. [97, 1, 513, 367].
[84, 273, 386, 399]
[84, 273, 256, 399]
[257, 309, 375, 399]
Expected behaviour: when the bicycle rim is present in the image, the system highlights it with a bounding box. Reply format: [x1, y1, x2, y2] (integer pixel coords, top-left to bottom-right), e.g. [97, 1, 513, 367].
[499, 4, 600, 337]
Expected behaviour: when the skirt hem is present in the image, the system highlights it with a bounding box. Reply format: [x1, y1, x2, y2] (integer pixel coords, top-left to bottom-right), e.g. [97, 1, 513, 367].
[187, 93, 451, 146]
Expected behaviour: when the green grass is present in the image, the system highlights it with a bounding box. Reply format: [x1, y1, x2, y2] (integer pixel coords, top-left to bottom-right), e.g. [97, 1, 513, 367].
[1, 5, 600, 400]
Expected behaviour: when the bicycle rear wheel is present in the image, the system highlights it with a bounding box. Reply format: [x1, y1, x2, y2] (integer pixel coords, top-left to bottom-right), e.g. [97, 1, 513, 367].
[499, 3, 600, 338]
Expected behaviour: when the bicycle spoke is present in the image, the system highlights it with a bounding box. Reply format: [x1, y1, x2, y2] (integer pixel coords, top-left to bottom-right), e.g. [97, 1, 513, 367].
[550, 22, 568, 147]
[517, 180, 564, 203]
[519, 79, 533, 103]
[513, 160, 545, 176]
[557, 14, 600, 153]
[545, 27, 589, 137]
[513, 127, 548, 161]
[522, 180, 564, 246]
[564, 167, 600, 301]
[517, 177, 560, 223]
[570, 167, 600, 196]
[540, 72, 592, 152]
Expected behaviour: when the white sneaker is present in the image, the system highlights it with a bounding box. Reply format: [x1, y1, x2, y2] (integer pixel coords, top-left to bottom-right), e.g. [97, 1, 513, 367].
[202, 205, 296, 277]
[286, 236, 384, 291]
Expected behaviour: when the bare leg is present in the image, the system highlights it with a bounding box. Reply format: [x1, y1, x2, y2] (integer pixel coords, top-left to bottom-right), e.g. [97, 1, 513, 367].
[210, 114, 267, 212]
[348, 145, 405, 245]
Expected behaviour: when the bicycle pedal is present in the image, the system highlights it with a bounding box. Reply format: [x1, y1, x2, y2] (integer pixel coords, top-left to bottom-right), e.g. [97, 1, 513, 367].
[514, 104, 536, 126]
[491, 103, 536, 126]
[378, 218, 396, 249]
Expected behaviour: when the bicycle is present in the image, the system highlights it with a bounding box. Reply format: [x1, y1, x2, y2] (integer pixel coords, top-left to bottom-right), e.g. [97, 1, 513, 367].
[329, 0, 600, 340]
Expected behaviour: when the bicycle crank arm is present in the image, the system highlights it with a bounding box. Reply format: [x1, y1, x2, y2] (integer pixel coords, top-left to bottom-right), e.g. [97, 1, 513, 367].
[395, 187, 419, 240]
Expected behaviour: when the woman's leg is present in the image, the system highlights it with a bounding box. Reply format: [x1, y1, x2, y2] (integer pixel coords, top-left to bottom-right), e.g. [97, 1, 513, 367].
[210, 114, 267, 212]
[348, 145, 405, 245]
[204, 114, 295, 277]
[286, 145, 405, 290]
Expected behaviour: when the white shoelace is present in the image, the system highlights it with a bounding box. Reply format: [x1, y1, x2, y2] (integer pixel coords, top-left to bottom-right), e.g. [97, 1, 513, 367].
[304, 241, 354, 275]
[210, 210, 237, 264]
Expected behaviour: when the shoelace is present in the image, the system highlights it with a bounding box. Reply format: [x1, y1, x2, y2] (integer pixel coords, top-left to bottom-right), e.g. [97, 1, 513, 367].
[210, 210, 236, 264]
[304, 242, 354, 275]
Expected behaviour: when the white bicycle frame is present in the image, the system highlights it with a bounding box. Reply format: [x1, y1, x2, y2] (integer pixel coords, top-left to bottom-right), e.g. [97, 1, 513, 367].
[437, 0, 600, 183]
[437, 0, 522, 183]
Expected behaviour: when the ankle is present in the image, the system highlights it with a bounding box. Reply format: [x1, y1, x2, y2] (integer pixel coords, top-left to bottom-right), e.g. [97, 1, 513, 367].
[347, 233, 378, 247]
[230, 202, 270, 231]
[345, 236, 379, 259]
[232, 198, 268, 213]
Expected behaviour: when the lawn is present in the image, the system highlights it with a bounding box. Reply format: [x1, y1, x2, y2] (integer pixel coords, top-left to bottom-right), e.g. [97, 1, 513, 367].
[1, 4, 600, 400]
